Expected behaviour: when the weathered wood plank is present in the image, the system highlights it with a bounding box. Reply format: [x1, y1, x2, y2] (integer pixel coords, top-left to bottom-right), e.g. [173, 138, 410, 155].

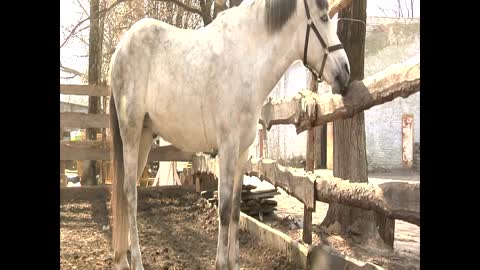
[259, 56, 420, 133]
[245, 159, 420, 225]
[242, 188, 277, 196]
[60, 112, 109, 129]
[315, 176, 420, 226]
[241, 191, 280, 201]
[239, 212, 309, 268]
[239, 212, 383, 270]
[60, 84, 110, 96]
[328, 0, 354, 17]
[244, 158, 316, 210]
[307, 243, 384, 270]
[60, 141, 195, 161]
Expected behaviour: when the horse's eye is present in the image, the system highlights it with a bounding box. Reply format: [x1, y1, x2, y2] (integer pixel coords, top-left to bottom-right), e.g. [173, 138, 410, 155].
[321, 15, 328, 22]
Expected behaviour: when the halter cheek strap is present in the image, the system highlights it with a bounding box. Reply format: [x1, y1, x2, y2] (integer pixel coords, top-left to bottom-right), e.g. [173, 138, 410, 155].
[302, 0, 344, 81]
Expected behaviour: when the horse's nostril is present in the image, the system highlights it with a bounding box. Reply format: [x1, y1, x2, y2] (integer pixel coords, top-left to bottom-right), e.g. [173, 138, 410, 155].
[344, 63, 350, 75]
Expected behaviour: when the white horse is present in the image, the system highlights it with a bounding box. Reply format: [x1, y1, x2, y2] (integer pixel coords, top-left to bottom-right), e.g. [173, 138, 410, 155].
[109, 0, 350, 269]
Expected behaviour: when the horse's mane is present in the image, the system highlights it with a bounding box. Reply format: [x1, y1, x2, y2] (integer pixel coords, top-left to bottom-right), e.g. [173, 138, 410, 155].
[264, 0, 329, 33]
[264, 0, 297, 33]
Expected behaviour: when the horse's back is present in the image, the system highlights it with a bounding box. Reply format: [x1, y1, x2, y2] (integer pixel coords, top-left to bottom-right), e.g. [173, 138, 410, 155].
[110, 18, 178, 98]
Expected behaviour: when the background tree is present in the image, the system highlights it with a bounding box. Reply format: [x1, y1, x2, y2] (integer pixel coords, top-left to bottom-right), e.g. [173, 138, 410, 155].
[321, 0, 394, 248]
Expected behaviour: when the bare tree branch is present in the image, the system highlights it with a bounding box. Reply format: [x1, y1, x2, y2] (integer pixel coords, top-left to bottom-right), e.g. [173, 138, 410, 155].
[62, 0, 212, 49]
[154, 0, 212, 24]
[376, 5, 389, 17]
[396, 0, 403, 17]
[404, 0, 410, 18]
[61, 75, 78, 80]
[75, 0, 89, 17]
[63, 24, 91, 44]
[60, 0, 128, 48]
[411, 0, 414, 18]
[60, 61, 85, 77]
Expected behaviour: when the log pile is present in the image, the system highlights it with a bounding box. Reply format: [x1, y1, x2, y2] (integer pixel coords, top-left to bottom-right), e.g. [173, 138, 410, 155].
[202, 184, 280, 220]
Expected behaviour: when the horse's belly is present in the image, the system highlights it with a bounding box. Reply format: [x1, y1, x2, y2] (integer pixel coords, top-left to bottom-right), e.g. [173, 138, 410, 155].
[149, 111, 216, 153]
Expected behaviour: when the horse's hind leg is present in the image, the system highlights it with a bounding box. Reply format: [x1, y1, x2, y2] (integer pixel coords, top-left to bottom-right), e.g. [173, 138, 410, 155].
[137, 126, 154, 181]
[122, 125, 147, 270]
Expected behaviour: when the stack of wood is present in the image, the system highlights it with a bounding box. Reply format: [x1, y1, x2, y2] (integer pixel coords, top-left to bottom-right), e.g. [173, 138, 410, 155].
[202, 184, 280, 220]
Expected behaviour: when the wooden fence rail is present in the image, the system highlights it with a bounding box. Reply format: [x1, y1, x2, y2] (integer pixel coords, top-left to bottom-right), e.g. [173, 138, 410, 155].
[60, 112, 109, 129]
[244, 158, 420, 226]
[60, 141, 195, 162]
[259, 56, 420, 133]
[60, 84, 110, 96]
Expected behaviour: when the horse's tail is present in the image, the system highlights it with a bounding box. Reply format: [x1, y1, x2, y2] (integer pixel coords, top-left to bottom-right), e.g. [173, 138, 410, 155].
[110, 94, 129, 256]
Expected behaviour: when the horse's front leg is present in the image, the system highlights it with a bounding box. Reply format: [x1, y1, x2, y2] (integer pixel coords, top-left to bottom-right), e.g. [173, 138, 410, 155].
[215, 140, 239, 270]
[227, 149, 249, 270]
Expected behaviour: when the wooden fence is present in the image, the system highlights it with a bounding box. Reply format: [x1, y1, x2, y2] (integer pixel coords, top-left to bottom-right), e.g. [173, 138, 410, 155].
[60, 84, 196, 185]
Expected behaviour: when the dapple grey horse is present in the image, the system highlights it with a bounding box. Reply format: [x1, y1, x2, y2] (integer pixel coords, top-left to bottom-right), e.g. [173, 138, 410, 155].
[109, 0, 350, 269]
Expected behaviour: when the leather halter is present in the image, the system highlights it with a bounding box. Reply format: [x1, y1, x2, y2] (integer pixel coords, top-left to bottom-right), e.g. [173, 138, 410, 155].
[302, 0, 344, 82]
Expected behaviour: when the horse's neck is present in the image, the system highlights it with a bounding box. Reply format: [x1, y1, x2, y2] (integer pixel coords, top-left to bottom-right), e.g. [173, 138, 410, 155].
[252, 26, 303, 105]
[206, 3, 303, 107]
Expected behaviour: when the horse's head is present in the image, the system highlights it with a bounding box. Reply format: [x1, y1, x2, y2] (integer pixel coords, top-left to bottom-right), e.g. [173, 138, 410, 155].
[265, 0, 350, 94]
[299, 0, 350, 95]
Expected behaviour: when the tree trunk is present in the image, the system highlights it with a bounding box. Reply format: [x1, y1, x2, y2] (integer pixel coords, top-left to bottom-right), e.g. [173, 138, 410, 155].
[411, 0, 414, 18]
[230, 0, 242, 7]
[166, 2, 175, 24]
[199, 0, 213, 25]
[82, 0, 103, 186]
[213, 0, 227, 19]
[320, 0, 394, 248]
[182, 0, 193, 28]
[396, 0, 403, 18]
[175, 6, 184, 28]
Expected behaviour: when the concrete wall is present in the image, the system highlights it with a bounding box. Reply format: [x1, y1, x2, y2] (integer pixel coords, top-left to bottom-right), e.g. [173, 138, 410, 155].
[364, 17, 420, 170]
[364, 92, 420, 170]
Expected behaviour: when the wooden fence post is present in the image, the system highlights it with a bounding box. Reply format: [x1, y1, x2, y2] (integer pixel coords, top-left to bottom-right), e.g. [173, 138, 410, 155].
[302, 70, 318, 245]
[195, 175, 201, 193]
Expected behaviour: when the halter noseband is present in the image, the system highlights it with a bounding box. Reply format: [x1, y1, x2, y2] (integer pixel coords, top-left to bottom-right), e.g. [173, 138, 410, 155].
[302, 0, 344, 82]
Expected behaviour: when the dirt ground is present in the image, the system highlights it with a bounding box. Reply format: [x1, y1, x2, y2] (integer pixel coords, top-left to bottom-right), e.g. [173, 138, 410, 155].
[243, 169, 420, 270]
[61, 169, 419, 270]
[60, 186, 301, 270]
